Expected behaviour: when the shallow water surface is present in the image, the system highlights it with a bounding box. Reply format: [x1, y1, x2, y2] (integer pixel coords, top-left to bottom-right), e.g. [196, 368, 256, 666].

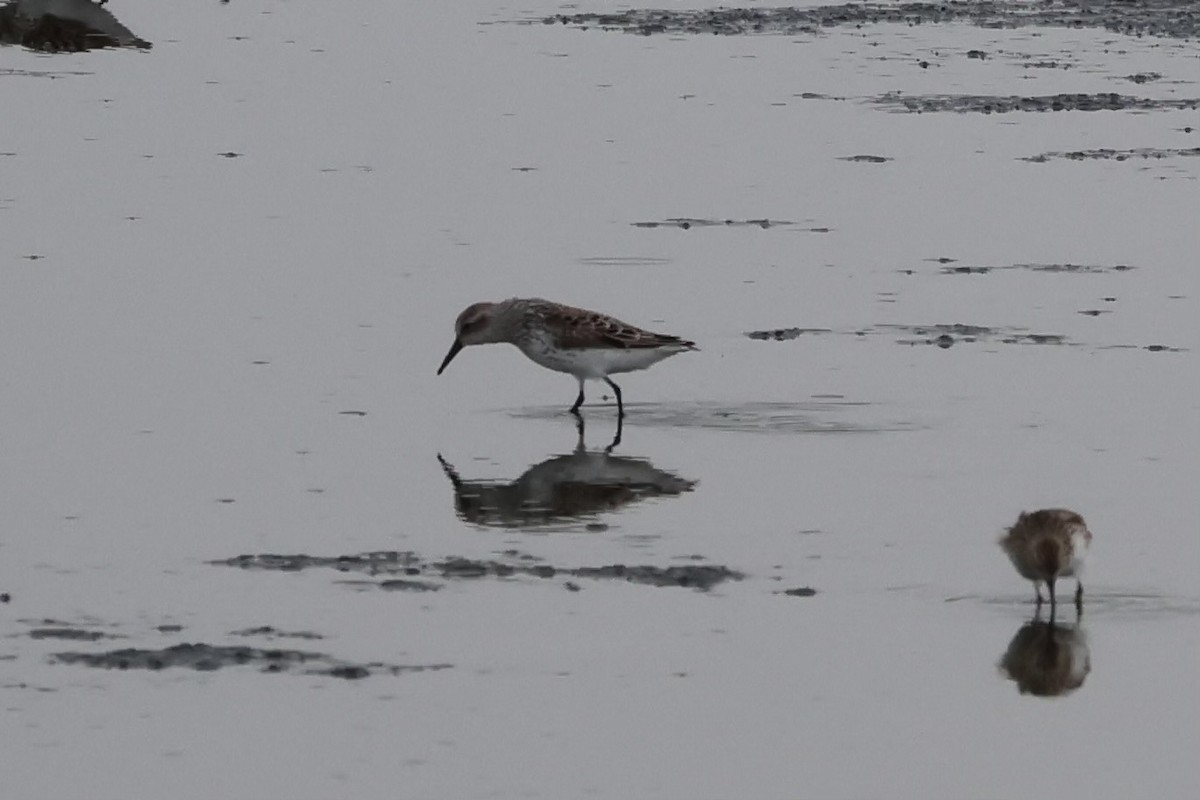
[1, 0, 1199, 798]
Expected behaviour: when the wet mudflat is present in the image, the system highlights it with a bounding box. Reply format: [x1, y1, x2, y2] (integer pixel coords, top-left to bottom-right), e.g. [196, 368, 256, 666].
[2, 0, 1199, 798]
[548, 0, 1200, 39]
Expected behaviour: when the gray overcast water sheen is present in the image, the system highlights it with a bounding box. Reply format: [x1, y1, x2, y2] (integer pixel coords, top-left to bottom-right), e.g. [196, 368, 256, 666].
[2, 1, 1199, 798]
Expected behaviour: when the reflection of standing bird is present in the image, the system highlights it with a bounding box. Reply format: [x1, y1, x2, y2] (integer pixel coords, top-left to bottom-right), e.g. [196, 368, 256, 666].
[437, 446, 696, 530]
[999, 619, 1090, 697]
[436, 298, 697, 417]
[999, 509, 1092, 615]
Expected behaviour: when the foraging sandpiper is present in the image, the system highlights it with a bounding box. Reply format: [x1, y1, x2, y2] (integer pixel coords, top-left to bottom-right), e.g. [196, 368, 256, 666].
[999, 508, 1092, 615]
[437, 298, 696, 416]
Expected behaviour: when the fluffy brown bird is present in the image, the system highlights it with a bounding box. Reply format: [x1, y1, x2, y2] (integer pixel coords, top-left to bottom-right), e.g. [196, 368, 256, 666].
[999, 508, 1092, 615]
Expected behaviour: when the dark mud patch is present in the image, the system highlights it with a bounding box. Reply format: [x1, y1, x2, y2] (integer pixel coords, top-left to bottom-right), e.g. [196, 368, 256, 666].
[374, 578, 445, 592]
[230, 626, 324, 640]
[337, 578, 443, 592]
[27, 627, 116, 641]
[0, 67, 93, 78]
[0, 0, 150, 51]
[1099, 343, 1188, 353]
[213, 550, 424, 575]
[631, 217, 792, 230]
[881, 323, 1070, 347]
[1019, 60, 1073, 70]
[745, 317, 1174, 352]
[438, 448, 696, 529]
[938, 262, 1135, 275]
[546, 1, 1200, 41]
[779, 587, 818, 597]
[212, 551, 742, 591]
[874, 92, 1199, 114]
[569, 564, 741, 589]
[1021, 146, 1200, 163]
[746, 321, 1071, 348]
[746, 327, 834, 341]
[50, 643, 451, 679]
[838, 155, 892, 163]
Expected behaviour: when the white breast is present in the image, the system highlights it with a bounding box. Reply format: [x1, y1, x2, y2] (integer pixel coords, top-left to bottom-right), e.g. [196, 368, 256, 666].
[517, 336, 681, 379]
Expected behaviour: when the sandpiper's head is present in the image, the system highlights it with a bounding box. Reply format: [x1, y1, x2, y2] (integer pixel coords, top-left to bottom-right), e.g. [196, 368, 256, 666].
[437, 301, 499, 375]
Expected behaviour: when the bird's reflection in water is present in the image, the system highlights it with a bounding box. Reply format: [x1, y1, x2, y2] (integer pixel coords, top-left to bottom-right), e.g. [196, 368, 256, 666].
[998, 613, 1090, 697]
[437, 417, 696, 529]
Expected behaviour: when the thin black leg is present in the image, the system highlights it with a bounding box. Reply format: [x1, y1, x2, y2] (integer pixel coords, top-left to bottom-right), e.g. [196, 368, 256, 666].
[604, 378, 624, 417]
[1075, 581, 1084, 615]
[1035, 584, 1044, 607]
[570, 382, 585, 414]
[1047, 579, 1057, 623]
[605, 412, 623, 453]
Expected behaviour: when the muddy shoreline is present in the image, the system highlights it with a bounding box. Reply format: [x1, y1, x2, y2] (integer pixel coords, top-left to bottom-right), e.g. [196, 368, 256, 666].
[546, 0, 1200, 40]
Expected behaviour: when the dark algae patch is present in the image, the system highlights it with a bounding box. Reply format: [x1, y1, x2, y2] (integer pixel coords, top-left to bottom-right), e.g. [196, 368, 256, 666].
[212, 551, 743, 591]
[746, 322, 1072, 347]
[569, 564, 742, 590]
[212, 551, 423, 574]
[940, 262, 1135, 275]
[375, 578, 444, 592]
[29, 628, 114, 641]
[546, 1, 1200, 41]
[874, 92, 1198, 114]
[631, 217, 791, 229]
[51, 642, 451, 679]
[1022, 147, 1200, 163]
[230, 626, 324, 640]
[885, 324, 1069, 347]
[745, 327, 833, 341]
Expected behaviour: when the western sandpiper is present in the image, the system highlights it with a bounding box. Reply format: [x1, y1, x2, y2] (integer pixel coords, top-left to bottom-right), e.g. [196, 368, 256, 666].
[999, 508, 1092, 615]
[436, 298, 697, 416]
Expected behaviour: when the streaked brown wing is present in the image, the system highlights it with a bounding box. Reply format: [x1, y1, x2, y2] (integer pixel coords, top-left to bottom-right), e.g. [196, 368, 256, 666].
[545, 306, 689, 350]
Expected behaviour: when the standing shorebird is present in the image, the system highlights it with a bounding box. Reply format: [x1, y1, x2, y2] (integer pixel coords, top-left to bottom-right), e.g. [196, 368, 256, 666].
[999, 508, 1092, 615]
[436, 298, 697, 417]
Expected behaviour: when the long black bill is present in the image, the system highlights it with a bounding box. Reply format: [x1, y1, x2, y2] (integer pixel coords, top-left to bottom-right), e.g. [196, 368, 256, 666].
[437, 339, 464, 375]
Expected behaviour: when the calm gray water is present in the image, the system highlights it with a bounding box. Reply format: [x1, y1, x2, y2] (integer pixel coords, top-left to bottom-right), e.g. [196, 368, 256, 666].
[2, 1, 1198, 797]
